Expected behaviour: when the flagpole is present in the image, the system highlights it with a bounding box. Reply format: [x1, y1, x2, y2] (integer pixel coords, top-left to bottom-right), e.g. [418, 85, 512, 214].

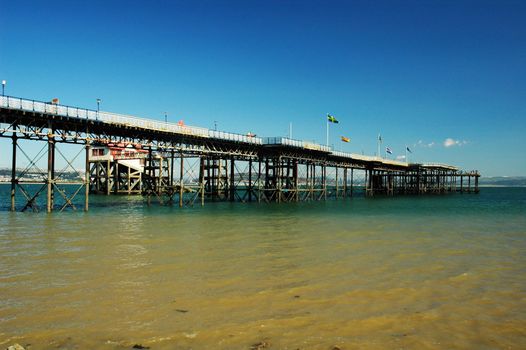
[326, 116, 329, 147]
[377, 134, 381, 159]
[405, 145, 408, 164]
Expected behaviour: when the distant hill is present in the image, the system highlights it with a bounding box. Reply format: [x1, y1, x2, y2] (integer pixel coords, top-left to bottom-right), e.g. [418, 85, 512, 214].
[479, 176, 526, 187]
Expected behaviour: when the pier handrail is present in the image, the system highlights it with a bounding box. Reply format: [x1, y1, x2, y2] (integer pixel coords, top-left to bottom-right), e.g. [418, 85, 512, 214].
[331, 151, 409, 167]
[262, 137, 332, 152]
[0, 95, 263, 145]
[421, 163, 459, 171]
[0, 95, 459, 170]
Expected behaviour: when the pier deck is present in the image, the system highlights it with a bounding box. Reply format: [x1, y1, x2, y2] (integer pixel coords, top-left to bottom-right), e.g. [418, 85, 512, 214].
[0, 95, 479, 212]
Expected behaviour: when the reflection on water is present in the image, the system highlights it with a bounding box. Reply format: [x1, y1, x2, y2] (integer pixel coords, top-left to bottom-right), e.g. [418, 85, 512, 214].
[0, 188, 525, 349]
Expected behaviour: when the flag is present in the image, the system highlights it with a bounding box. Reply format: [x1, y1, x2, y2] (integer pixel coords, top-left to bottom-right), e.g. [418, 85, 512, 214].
[327, 114, 339, 123]
[406, 146, 412, 153]
[341, 136, 350, 143]
[386, 147, 392, 154]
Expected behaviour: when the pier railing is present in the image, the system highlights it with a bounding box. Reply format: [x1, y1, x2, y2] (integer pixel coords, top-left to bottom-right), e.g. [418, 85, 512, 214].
[331, 150, 409, 167]
[1, 95, 335, 152]
[262, 137, 332, 152]
[0, 96, 463, 171]
[0, 95, 263, 145]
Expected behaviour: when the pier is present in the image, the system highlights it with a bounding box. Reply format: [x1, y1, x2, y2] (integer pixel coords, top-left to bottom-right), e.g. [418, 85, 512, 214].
[0, 95, 480, 212]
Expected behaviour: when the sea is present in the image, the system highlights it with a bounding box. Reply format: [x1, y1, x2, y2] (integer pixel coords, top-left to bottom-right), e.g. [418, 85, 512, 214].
[0, 186, 525, 349]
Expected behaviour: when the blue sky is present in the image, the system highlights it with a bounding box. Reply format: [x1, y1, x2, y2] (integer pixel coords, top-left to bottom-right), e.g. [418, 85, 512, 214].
[1, 0, 525, 176]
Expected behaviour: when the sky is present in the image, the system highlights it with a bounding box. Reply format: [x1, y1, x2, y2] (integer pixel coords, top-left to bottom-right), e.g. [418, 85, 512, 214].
[1, 0, 525, 176]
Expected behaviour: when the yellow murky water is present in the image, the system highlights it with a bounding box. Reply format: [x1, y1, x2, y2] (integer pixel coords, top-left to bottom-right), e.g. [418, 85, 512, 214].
[1, 189, 526, 349]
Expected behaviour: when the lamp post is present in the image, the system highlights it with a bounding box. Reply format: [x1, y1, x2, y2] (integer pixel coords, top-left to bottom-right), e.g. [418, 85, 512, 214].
[1, 80, 6, 96]
[214, 121, 218, 131]
[164, 112, 167, 124]
[96, 98, 101, 121]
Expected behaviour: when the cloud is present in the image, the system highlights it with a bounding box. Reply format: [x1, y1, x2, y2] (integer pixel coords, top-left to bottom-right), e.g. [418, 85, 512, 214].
[444, 138, 468, 147]
[396, 155, 406, 160]
[415, 140, 435, 148]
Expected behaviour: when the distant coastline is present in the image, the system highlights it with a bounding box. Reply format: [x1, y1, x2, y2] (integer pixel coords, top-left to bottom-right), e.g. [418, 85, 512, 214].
[478, 177, 526, 187]
[0, 169, 524, 187]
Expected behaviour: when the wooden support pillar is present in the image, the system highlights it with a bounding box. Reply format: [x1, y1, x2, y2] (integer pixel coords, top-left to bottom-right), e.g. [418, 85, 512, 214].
[286, 158, 291, 193]
[10, 134, 17, 211]
[248, 159, 253, 202]
[85, 142, 90, 211]
[127, 166, 131, 195]
[276, 157, 282, 203]
[113, 162, 119, 194]
[369, 169, 374, 197]
[364, 169, 368, 196]
[51, 140, 55, 207]
[335, 167, 339, 199]
[212, 158, 217, 200]
[179, 152, 184, 207]
[47, 136, 54, 213]
[258, 159, 262, 203]
[219, 158, 224, 198]
[170, 150, 175, 186]
[93, 162, 98, 193]
[389, 172, 394, 195]
[294, 160, 299, 202]
[416, 169, 421, 194]
[106, 159, 111, 195]
[265, 158, 270, 198]
[200, 157, 205, 206]
[205, 158, 210, 197]
[323, 164, 327, 200]
[158, 157, 163, 195]
[350, 168, 354, 197]
[305, 162, 310, 200]
[312, 164, 316, 199]
[230, 157, 235, 202]
[343, 168, 347, 198]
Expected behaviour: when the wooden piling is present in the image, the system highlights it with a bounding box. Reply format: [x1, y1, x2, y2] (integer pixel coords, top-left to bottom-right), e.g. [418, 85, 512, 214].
[47, 135, 54, 213]
[85, 142, 90, 211]
[179, 152, 184, 207]
[230, 157, 235, 201]
[10, 133, 17, 211]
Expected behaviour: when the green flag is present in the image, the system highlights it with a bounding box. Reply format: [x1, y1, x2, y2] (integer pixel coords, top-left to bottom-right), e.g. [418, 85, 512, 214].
[327, 114, 339, 123]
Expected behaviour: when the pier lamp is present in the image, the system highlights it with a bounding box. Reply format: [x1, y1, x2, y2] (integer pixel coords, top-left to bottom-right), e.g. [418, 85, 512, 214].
[164, 112, 167, 124]
[96, 98, 101, 121]
[1, 80, 5, 96]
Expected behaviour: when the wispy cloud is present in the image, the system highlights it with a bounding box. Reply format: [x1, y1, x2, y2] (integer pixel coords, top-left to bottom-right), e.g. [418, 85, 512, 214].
[396, 155, 406, 160]
[415, 140, 435, 148]
[444, 138, 468, 148]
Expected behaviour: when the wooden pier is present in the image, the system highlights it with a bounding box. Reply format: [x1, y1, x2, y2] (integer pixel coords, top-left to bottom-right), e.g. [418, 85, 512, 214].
[0, 95, 480, 212]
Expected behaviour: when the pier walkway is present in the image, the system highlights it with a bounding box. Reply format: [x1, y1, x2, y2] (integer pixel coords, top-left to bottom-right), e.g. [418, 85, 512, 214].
[0, 95, 479, 212]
